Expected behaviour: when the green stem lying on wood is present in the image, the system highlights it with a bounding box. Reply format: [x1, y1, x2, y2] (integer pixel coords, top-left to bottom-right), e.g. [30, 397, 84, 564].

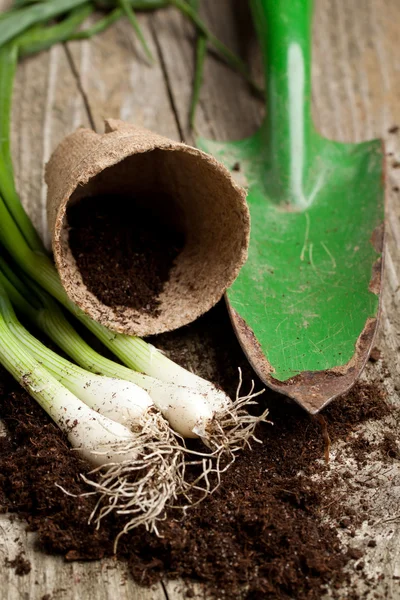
[118, 0, 154, 62]
[0, 44, 17, 176]
[0, 44, 45, 253]
[188, 0, 206, 129]
[18, 4, 94, 57]
[170, 0, 263, 97]
[0, 273, 191, 542]
[0, 0, 89, 47]
[69, 7, 123, 40]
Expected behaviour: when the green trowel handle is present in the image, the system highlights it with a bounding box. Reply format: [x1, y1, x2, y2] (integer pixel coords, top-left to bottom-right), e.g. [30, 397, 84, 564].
[250, 0, 315, 206]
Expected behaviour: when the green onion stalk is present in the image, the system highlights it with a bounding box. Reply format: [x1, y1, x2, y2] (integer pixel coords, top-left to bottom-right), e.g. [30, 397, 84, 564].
[0, 270, 194, 542]
[0, 262, 269, 540]
[188, 0, 206, 130]
[0, 282, 139, 467]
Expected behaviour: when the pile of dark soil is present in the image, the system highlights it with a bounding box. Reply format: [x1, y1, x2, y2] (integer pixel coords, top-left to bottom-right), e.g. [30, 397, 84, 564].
[67, 194, 184, 315]
[0, 354, 392, 599]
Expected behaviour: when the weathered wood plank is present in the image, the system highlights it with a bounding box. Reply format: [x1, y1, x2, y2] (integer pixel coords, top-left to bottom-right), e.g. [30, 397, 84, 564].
[11, 44, 91, 247]
[150, 1, 263, 146]
[0, 515, 166, 600]
[65, 12, 180, 139]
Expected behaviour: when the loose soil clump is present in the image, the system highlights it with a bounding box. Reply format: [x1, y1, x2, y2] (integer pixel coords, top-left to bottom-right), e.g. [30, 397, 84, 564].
[4, 551, 31, 576]
[67, 194, 184, 315]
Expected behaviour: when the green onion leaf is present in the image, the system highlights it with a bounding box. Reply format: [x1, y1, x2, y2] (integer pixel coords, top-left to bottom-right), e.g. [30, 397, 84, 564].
[0, 44, 45, 253]
[118, 0, 154, 63]
[94, 0, 167, 8]
[0, 44, 18, 175]
[0, 0, 89, 47]
[68, 7, 123, 40]
[188, 0, 206, 129]
[18, 4, 94, 57]
[170, 0, 263, 98]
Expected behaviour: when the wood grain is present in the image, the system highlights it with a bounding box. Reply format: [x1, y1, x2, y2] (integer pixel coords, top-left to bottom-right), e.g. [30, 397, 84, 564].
[11, 44, 91, 248]
[65, 12, 180, 139]
[0, 1, 399, 598]
[0, 515, 167, 600]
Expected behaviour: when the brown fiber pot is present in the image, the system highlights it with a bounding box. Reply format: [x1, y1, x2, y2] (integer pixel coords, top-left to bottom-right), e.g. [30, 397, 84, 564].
[46, 119, 249, 337]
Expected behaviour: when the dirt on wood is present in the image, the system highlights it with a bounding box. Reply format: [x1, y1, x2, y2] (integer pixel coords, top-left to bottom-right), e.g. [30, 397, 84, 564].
[0, 369, 394, 597]
[0, 301, 396, 599]
[4, 551, 32, 576]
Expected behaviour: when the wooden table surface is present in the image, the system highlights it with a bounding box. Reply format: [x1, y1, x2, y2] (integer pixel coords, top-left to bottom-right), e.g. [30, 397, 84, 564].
[0, 1, 400, 598]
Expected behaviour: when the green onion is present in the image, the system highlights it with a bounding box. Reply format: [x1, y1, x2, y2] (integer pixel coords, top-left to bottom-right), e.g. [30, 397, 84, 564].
[0, 246, 269, 450]
[68, 7, 123, 40]
[2, 300, 155, 428]
[0, 273, 192, 541]
[0, 279, 138, 467]
[0, 45, 17, 176]
[0, 44, 45, 252]
[0, 0, 90, 47]
[118, 0, 154, 63]
[0, 260, 261, 442]
[188, 0, 206, 129]
[169, 0, 263, 98]
[18, 4, 94, 57]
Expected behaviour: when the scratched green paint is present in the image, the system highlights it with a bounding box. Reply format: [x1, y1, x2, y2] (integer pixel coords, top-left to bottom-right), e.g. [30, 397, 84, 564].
[198, 0, 384, 382]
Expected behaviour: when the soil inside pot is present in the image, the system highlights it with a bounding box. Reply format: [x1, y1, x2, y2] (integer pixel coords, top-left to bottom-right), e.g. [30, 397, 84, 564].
[67, 194, 185, 315]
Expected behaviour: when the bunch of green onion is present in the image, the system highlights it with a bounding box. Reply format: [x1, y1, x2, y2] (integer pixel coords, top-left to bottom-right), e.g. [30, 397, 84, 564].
[0, 2, 269, 543]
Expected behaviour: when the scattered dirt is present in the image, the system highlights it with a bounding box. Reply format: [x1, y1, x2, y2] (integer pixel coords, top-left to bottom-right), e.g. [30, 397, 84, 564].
[379, 432, 400, 460]
[369, 347, 382, 363]
[5, 551, 31, 576]
[0, 349, 393, 599]
[67, 195, 184, 315]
